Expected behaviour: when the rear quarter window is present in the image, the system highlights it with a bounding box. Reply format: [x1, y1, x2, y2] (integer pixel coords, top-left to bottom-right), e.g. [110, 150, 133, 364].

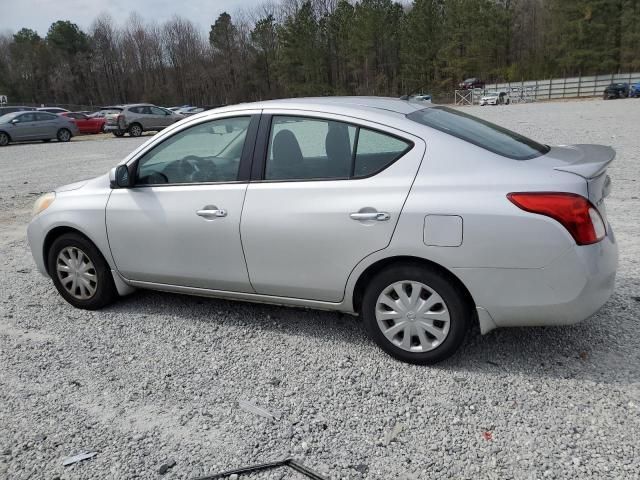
[407, 106, 549, 160]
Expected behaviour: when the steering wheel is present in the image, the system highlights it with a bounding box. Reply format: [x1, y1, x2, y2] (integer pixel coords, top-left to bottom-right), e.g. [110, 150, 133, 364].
[146, 171, 169, 184]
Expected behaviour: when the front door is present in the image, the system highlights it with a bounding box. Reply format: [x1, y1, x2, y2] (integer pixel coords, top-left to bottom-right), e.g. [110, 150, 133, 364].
[106, 114, 259, 292]
[150, 106, 173, 129]
[240, 113, 425, 302]
[10, 112, 39, 140]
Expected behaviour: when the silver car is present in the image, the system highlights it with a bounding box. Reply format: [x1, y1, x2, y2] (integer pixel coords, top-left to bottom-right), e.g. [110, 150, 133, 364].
[102, 104, 183, 138]
[0, 111, 79, 146]
[27, 97, 618, 364]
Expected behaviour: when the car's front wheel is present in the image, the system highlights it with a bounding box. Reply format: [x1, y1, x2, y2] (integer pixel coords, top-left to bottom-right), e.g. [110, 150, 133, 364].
[47, 233, 118, 310]
[57, 128, 71, 142]
[113, 130, 125, 137]
[361, 263, 471, 364]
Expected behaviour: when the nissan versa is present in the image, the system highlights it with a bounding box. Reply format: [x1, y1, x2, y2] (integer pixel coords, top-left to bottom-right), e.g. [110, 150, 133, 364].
[27, 97, 618, 364]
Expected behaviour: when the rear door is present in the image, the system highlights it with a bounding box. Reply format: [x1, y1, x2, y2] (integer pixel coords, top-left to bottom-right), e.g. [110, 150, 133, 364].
[36, 112, 60, 138]
[240, 112, 425, 303]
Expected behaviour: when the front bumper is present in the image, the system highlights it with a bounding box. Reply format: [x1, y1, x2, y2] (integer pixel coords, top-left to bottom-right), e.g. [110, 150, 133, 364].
[103, 124, 125, 132]
[454, 226, 618, 330]
[27, 215, 49, 277]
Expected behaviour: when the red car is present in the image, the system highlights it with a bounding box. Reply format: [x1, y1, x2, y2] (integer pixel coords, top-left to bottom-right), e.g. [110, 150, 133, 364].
[458, 77, 486, 90]
[61, 112, 106, 134]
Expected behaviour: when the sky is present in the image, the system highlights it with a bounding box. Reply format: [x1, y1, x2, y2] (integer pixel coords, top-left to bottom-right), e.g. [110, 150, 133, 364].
[0, 0, 266, 36]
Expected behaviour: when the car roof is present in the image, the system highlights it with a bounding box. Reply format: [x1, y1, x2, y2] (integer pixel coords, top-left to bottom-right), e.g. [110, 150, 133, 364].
[220, 96, 431, 117]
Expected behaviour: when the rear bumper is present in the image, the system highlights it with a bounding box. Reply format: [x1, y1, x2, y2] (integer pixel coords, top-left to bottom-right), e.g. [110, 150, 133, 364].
[103, 125, 123, 132]
[454, 226, 618, 331]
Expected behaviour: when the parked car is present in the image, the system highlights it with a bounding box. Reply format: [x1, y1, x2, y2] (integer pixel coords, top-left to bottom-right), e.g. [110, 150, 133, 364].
[37, 107, 70, 114]
[0, 106, 37, 116]
[407, 94, 432, 104]
[458, 77, 485, 90]
[27, 97, 618, 364]
[178, 106, 205, 116]
[629, 82, 640, 98]
[61, 112, 106, 134]
[480, 91, 510, 106]
[102, 103, 184, 137]
[0, 111, 78, 146]
[603, 83, 629, 99]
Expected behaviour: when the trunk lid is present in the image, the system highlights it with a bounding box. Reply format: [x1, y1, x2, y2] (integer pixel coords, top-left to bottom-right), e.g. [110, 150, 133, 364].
[544, 144, 614, 220]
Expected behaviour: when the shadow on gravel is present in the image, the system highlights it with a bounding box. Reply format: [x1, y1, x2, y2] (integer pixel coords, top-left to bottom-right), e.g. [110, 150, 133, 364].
[107, 289, 639, 386]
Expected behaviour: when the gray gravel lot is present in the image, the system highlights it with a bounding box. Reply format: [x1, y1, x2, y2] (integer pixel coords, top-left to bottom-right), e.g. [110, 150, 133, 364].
[1, 100, 639, 480]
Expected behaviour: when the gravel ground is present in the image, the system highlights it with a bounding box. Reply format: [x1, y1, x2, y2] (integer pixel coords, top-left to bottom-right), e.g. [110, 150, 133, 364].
[1, 100, 639, 480]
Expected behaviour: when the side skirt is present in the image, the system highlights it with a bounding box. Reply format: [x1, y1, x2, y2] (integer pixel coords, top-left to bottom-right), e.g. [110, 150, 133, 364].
[125, 279, 355, 314]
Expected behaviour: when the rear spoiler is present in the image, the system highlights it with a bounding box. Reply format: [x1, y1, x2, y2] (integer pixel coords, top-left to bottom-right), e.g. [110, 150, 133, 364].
[551, 144, 615, 179]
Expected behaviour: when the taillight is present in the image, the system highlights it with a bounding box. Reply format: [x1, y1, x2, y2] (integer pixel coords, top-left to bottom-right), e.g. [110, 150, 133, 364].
[507, 192, 606, 245]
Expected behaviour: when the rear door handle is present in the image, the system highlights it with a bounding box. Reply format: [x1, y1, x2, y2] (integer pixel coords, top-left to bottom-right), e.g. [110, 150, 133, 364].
[196, 205, 227, 218]
[350, 211, 390, 221]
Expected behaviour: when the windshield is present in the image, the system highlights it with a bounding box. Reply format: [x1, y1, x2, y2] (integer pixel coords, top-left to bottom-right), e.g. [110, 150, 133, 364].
[407, 106, 549, 160]
[485, 92, 499, 97]
[0, 112, 20, 123]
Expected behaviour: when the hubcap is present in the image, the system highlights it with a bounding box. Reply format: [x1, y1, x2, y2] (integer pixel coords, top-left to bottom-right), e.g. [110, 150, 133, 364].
[375, 281, 451, 352]
[0, 133, 8, 146]
[131, 126, 141, 136]
[59, 130, 70, 141]
[56, 247, 98, 300]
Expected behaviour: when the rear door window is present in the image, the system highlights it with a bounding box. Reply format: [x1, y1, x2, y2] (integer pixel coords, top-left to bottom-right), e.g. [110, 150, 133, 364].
[354, 129, 411, 177]
[264, 116, 412, 181]
[407, 106, 549, 160]
[36, 113, 57, 121]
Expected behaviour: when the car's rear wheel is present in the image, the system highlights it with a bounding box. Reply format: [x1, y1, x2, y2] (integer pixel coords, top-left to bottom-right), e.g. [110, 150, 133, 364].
[361, 263, 471, 364]
[47, 233, 117, 310]
[129, 123, 143, 137]
[57, 128, 71, 142]
[0, 132, 10, 146]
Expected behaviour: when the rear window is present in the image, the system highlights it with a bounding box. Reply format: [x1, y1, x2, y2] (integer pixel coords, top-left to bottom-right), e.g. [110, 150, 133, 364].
[407, 106, 549, 160]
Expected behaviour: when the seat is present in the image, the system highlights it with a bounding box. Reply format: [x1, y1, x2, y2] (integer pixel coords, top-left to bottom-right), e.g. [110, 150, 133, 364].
[269, 129, 303, 179]
[325, 123, 352, 178]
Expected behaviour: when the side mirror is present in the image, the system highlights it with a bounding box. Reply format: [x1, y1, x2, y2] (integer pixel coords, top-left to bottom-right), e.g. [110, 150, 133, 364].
[10, 118, 19, 124]
[110, 164, 134, 188]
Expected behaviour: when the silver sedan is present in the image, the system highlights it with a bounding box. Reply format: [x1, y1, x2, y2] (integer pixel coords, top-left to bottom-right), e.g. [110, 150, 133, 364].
[0, 111, 79, 146]
[27, 97, 618, 364]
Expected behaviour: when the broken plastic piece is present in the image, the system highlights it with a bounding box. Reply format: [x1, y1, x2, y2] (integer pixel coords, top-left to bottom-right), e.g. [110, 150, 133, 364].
[192, 457, 326, 480]
[238, 399, 280, 420]
[62, 451, 98, 466]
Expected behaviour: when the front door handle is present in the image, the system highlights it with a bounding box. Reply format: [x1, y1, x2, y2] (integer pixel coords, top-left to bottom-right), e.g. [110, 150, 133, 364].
[350, 211, 390, 221]
[196, 205, 227, 218]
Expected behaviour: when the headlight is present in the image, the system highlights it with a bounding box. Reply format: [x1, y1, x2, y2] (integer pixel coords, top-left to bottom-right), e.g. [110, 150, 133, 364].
[33, 192, 56, 217]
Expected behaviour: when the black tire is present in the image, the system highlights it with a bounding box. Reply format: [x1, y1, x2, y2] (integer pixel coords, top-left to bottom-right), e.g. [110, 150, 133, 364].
[361, 263, 472, 364]
[57, 128, 71, 142]
[47, 233, 118, 310]
[128, 123, 143, 137]
[0, 132, 10, 146]
[113, 130, 125, 137]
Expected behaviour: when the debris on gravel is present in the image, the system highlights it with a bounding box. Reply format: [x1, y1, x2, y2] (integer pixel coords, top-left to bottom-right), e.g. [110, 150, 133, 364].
[1, 100, 639, 479]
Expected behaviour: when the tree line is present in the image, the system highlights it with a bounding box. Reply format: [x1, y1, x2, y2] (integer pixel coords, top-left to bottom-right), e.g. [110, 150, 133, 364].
[1, 0, 639, 108]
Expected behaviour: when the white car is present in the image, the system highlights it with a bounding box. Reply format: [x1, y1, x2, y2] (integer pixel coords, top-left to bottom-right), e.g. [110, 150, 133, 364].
[480, 91, 510, 106]
[27, 97, 618, 364]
